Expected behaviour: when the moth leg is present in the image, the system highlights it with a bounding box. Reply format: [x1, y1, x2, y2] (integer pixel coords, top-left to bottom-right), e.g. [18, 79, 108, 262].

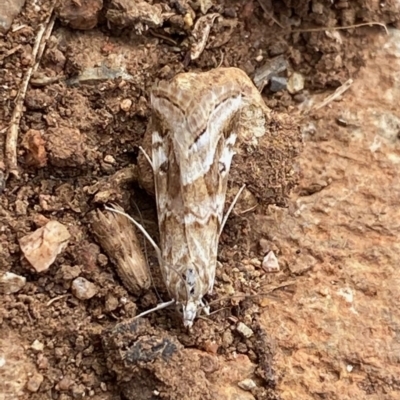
[138, 146, 155, 172]
[219, 184, 246, 236]
[133, 299, 176, 320]
[200, 299, 210, 316]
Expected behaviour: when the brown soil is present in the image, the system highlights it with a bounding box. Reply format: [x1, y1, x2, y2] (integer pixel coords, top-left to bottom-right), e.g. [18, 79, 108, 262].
[1, 1, 400, 400]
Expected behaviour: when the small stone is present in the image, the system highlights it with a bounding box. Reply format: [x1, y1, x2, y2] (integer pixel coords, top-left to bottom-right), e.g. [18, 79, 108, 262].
[71, 277, 98, 300]
[31, 340, 44, 352]
[203, 340, 219, 354]
[0, 0, 26, 33]
[259, 238, 271, 253]
[236, 322, 254, 338]
[71, 383, 86, 398]
[57, 376, 73, 391]
[105, 294, 119, 312]
[19, 221, 71, 273]
[346, 364, 353, 372]
[222, 330, 234, 347]
[106, 0, 163, 31]
[287, 72, 305, 94]
[103, 155, 116, 164]
[269, 76, 287, 92]
[223, 7, 237, 18]
[255, 54, 263, 62]
[238, 378, 257, 391]
[56, 0, 103, 30]
[37, 354, 49, 370]
[293, 93, 306, 103]
[26, 372, 44, 392]
[268, 41, 288, 57]
[97, 253, 108, 266]
[159, 65, 172, 79]
[45, 127, 86, 168]
[61, 265, 82, 281]
[312, 2, 324, 14]
[0, 272, 26, 294]
[120, 98, 132, 112]
[262, 251, 280, 273]
[21, 129, 47, 168]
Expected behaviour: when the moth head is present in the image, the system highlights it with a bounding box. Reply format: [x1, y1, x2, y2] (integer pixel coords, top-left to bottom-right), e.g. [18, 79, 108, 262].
[182, 300, 199, 328]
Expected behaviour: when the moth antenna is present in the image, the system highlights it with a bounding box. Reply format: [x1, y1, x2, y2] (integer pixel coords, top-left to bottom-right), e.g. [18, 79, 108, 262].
[219, 184, 246, 236]
[133, 299, 175, 320]
[130, 200, 163, 303]
[198, 281, 296, 315]
[139, 146, 154, 171]
[104, 205, 162, 262]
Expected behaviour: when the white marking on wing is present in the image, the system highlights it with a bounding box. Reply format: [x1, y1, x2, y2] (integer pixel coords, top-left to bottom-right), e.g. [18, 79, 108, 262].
[181, 95, 243, 185]
[219, 132, 237, 177]
[152, 131, 168, 171]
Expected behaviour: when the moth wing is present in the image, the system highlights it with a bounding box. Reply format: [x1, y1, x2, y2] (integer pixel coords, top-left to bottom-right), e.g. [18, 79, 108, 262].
[150, 77, 245, 300]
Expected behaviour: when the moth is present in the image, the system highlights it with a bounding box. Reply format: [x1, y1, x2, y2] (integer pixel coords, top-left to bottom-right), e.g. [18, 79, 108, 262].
[110, 68, 268, 327]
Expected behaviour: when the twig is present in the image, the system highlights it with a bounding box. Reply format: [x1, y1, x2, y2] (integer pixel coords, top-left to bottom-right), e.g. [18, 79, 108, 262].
[148, 29, 177, 46]
[256, 0, 285, 29]
[5, 8, 55, 180]
[293, 21, 388, 35]
[47, 294, 70, 307]
[305, 78, 353, 115]
[209, 281, 297, 306]
[0, 45, 22, 61]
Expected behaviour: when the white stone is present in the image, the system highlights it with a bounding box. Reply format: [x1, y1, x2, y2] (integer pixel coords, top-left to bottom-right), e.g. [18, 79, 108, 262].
[238, 378, 257, 391]
[71, 277, 98, 300]
[0, 272, 26, 294]
[262, 251, 279, 272]
[31, 340, 44, 352]
[236, 322, 254, 338]
[287, 72, 305, 94]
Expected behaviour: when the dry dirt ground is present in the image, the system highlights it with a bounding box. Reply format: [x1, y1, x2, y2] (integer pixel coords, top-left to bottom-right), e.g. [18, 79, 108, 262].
[1, 1, 400, 400]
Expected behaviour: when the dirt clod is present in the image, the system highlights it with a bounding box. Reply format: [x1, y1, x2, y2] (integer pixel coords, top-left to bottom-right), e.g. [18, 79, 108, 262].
[45, 127, 87, 168]
[56, 0, 103, 30]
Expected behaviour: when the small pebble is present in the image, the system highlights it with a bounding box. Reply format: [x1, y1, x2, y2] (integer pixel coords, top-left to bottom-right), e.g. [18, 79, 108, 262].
[120, 98, 132, 112]
[262, 251, 280, 273]
[293, 93, 306, 103]
[26, 372, 44, 392]
[346, 364, 353, 372]
[236, 322, 254, 338]
[0, 272, 26, 294]
[223, 7, 237, 18]
[238, 378, 257, 391]
[222, 330, 234, 347]
[312, 2, 324, 14]
[61, 265, 81, 281]
[31, 339, 44, 352]
[71, 277, 98, 300]
[103, 155, 116, 164]
[270, 76, 287, 92]
[287, 72, 305, 94]
[203, 340, 219, 354]
[268, 41, 288, 56]
[57, 376, 73, 391]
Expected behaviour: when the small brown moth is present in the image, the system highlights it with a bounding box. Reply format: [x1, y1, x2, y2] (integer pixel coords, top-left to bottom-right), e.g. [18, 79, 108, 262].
[108, 67, 268, 327]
